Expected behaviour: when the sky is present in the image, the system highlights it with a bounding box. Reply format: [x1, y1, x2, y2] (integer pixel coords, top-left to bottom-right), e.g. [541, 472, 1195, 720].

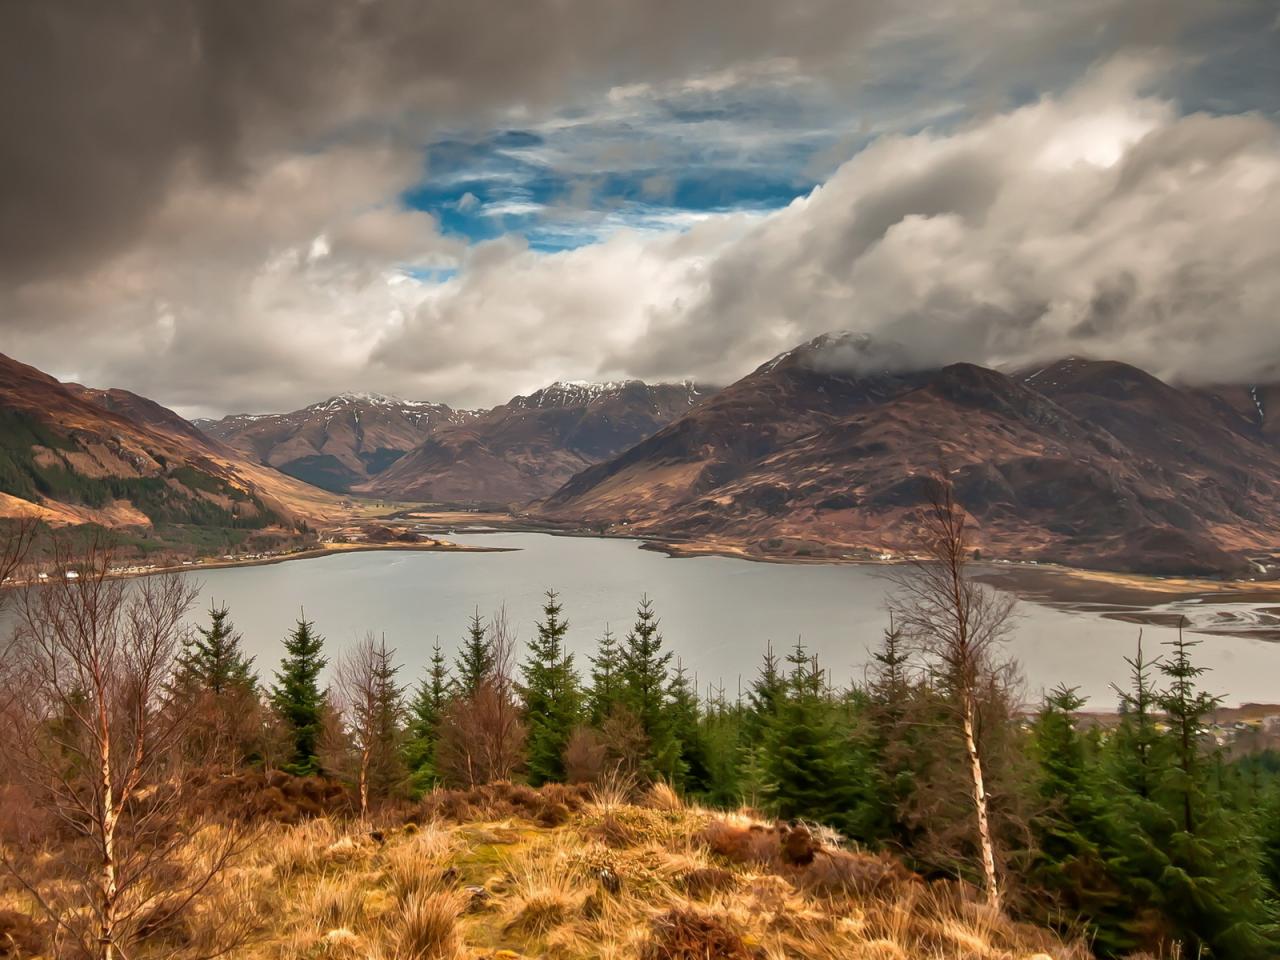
[1, 1, 1277, 418]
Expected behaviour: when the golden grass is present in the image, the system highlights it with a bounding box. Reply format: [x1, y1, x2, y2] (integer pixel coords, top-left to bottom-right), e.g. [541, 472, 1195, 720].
[0, 793, 1094, 960]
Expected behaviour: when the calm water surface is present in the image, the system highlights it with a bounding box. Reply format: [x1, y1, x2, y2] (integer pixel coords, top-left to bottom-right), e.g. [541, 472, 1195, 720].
[176, 532, 1280, 708]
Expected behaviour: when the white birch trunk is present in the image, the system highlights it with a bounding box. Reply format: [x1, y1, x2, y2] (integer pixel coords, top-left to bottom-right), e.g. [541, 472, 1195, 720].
[97, 702, 118, 960]
[962, 698, 1000, 912]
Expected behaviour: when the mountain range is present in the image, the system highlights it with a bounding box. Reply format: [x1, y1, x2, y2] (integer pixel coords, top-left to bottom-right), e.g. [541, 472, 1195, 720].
[200, 380, 713, 504]
[539, 334, 1280, 577]
[6, 336, 1280, 577]
[196, 393, 475, 493]
[357, 380, 712, 504]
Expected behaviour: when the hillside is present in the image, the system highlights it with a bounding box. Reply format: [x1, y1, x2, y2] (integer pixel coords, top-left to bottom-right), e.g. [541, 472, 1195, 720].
[0, 353, 340, 554]
[0, 780, 1087, 960]
[197, 393, 476, 493]
[360, 380, 714, 506]
[539, 334, 1280, 576]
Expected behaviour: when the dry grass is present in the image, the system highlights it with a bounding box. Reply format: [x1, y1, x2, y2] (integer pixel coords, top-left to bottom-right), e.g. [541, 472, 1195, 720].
[0, 786, 1094, 960]
[391, 890, 465, 959]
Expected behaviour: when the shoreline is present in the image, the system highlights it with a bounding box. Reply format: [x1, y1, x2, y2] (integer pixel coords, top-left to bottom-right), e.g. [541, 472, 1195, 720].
[395, 510, 1280, 601]
[2, 539, 517, 588]
[636, 535, 1280, 597]
[17, 504, 1280, 614]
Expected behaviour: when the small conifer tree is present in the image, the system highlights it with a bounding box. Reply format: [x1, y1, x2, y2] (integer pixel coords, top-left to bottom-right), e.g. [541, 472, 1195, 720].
[455, 608, 493, 699]
[270, 614, 328, 776]
[520, 590, 583, 785]
[619, 595, 679, 781]
[405, 639, 452, 793]
[176, 603, 256, 695]
[667, 659, 707, 792]
[588, 625, 624, 725]
[763, 640, 855, 830]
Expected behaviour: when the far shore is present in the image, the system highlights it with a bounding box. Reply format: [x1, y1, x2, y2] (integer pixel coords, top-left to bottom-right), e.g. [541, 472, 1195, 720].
[390, 507, 1280, 604]
[13, 503, 1280, 615]
[2, 538, 516, 589]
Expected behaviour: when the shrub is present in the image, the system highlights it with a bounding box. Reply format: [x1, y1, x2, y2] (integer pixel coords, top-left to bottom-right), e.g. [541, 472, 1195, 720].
[642, 907, 761, 960]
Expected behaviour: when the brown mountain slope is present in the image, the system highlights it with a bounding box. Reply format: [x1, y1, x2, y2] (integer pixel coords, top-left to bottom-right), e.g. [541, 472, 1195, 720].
[540, 335, 1280, 576]
[0, 353, 340, 550]
[1193, 382, 1280, 441]
[360, 380, 714, 506]
[197, 393, 475, 493]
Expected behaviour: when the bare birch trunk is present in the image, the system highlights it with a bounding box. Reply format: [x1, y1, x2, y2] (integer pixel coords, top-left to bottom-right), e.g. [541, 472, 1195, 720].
[359, 748, 371, 820]
[962, 697, 1000, 911]
[98, 705, 118, 960]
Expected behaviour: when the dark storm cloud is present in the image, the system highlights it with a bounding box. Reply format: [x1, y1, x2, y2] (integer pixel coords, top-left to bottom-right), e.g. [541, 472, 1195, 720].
[0, 0, 894, 285]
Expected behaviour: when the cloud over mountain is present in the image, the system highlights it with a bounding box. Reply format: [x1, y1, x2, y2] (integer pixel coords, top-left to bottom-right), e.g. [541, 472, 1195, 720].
[376, 59, 1280, 389]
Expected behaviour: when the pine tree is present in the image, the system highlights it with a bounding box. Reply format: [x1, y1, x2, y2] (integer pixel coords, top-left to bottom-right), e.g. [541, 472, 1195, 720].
[176, 603, 256, 695]
[1110, 634, 1163, 800]
[270, 615, 328, 776]
[1148, 626, 1279, 959]
[736, 642, 786, 806]
[867, 617, 910, 725]
[1157, 625, 1222, 834]
[1026, 684, 1131, 955]
[667, 660, 707, 793]
[587, 625, 624, 725]
[700, 684, 745, 807]
[455, 608, 493, 699]
[619, 595, 678, 781]
[1100, 629, 1280, 959]
[520, 590, 582, 785]
[405, 639, 452, 794]
[863, 618, 919, 849]
[763, 640, 856, 830]
[742, 641, 784, 747]
[168, 603, 262, 766]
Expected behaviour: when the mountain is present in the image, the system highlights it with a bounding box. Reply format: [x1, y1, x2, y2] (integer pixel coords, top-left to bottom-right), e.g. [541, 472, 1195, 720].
[0, 353, 339, 553]
[197, 392, 475, 493]
[539, 334, 1280, 576]
[359, 380, 714, 505]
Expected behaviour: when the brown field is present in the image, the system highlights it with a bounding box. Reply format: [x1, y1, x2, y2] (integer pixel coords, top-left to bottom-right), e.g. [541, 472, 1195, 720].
[0, 782, 1085, 960]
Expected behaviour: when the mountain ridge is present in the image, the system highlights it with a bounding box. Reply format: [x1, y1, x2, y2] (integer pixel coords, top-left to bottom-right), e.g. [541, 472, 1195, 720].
[0, 353, 340, 555]
[538, 335, 1280, 577]
[358, 379, 716, 505]
[197, 393, 478, 493]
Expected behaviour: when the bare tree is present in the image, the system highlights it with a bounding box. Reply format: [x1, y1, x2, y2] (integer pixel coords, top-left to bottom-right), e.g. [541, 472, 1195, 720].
[435, 605, 526, 787]
[0, 540, 246, 959]
[335, 632, 405, 818]
[0, 516, 35, 586]
[889, 476, 1017, 912]
[0, 517, 36, 716]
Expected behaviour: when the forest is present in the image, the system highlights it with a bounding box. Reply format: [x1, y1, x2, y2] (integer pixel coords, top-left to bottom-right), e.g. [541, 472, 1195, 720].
[1, 488, 1278, 960]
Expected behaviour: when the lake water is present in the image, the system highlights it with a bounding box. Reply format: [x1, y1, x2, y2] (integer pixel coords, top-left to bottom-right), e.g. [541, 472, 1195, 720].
[170, 532, 1280, 709]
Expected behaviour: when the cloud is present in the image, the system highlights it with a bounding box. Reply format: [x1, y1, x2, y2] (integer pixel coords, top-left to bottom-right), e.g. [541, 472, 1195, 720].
[375, 58, 1280, 392]
[1, 142, 462, 416]
[1, 1, 1273, 415]
[0, 0, 897, 285]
